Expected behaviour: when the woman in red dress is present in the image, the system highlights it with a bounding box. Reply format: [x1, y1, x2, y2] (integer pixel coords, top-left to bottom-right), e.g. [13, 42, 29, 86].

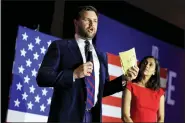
[122, 56, 165, 122]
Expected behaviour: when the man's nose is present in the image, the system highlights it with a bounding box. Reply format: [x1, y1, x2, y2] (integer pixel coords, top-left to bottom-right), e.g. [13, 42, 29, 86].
[89, 21, 93, 26]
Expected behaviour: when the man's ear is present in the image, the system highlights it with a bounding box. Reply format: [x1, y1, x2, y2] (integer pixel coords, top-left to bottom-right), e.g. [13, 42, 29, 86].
[74, 19, 77, 26]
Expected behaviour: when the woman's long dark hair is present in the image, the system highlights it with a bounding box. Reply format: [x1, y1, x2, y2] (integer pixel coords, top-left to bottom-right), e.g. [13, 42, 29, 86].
[132, 56, 161, 90]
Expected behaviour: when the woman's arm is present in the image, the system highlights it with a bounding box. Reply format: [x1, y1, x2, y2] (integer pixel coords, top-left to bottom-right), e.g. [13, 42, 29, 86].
[157, 95, 165, 122]
[121, 88, 133, 122]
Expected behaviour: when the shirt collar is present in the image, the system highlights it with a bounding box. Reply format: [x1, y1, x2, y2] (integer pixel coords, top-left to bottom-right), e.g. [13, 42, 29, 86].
[75, 33, 93, 46]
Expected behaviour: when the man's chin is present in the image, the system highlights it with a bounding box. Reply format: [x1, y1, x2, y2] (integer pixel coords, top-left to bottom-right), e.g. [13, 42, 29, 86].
[86, 34, 95, 39]
[80, 32, 96, 39]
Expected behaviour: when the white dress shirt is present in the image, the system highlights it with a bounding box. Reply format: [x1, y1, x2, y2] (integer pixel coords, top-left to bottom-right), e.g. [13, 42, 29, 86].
[75, 34, 100, 106]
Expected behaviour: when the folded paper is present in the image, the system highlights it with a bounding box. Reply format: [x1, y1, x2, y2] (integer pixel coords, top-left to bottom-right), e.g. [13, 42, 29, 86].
[119, 48, 137, 75]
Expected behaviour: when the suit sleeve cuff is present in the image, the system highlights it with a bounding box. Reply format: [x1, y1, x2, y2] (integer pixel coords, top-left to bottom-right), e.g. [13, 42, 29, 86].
[73, 76, 75, 82]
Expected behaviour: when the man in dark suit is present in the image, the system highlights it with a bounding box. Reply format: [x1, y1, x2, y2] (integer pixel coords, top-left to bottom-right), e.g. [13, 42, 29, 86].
[36, 6, 139, 123]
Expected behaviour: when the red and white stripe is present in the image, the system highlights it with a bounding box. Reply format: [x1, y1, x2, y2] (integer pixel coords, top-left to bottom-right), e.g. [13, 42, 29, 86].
[102, 53, 167, 122]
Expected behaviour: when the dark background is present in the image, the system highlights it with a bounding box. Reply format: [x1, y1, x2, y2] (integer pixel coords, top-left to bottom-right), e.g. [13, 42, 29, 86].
[2, 1, 184, 122]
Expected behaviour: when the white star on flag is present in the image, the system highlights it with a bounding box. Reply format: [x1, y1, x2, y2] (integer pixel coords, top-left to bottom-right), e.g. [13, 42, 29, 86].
[22, 32, 28, 41]
[47, 40, 51, 47]
[40, 104, 46, 112]
[42, 88, 48, 96]
[35, 36, 41, 45]
[28, 43, 34, 51]
[35, 95, 41, 103]
[22, 92, 28, 100]
[47, 97, 51, 105]
[40, 46, 46, 54]
[38, 63, 41, 67]
[27, 101, 34, 110]
[26, 59, 32, 67]
[29, 85, 36, 93]
[20, 48, 27, 57]
[24, 75, 30, 84]
[31, 68, 37, 77]
[16, 82, 22, 91]
[18, 65, 25, 74]
[14, 99, 20, 107]
[33, 52, 39, 60]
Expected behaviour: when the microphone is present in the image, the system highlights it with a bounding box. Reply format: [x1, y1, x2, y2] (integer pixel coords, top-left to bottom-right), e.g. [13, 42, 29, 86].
[89, 44, 93, 52]
[87, 44, 93, 62]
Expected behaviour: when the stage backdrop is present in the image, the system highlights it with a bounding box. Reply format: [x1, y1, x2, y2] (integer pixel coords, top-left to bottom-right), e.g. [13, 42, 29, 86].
[96, 14, 185, 122]
[6, 14, 185, 122]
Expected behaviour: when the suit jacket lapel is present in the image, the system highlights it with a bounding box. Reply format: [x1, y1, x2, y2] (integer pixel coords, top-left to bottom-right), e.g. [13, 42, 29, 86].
[94, 46, 106, 85]
[68, 39, 86, 99]
[68, 39, 83, 64]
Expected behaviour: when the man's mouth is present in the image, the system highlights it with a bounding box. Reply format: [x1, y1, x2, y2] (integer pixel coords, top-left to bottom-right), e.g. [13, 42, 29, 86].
[87, 28, 94, 33]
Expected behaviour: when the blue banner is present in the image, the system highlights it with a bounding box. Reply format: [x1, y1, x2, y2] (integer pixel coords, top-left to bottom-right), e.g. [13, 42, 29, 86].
[96, 14, 185, 122]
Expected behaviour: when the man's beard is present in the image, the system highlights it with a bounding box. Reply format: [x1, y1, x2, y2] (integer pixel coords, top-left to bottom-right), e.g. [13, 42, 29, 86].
[78, 26, 95, 40]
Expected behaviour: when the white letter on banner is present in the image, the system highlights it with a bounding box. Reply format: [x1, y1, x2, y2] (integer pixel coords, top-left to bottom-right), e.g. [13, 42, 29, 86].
[167, 71, 176, 106]
[152, 45, 159, 59]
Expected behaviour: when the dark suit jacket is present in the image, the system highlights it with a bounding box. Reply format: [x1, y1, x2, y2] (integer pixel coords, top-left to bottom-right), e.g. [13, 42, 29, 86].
[36, 39, 125, 122]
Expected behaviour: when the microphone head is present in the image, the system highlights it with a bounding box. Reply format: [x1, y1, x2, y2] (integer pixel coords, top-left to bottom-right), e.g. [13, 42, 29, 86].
[86, 44, 93, 62]
[89, 44, 93, 52]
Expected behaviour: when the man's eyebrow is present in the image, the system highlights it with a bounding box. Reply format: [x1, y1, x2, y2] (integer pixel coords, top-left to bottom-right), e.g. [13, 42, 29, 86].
[83, 17, 97, 20]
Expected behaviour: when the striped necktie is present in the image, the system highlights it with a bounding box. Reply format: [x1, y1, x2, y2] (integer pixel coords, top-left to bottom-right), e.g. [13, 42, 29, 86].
[84, 40, 95, 110]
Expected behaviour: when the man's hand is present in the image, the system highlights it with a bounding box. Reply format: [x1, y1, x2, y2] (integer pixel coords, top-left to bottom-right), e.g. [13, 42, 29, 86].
[73, 62, 93, 79]
[125, 65, 139, 81]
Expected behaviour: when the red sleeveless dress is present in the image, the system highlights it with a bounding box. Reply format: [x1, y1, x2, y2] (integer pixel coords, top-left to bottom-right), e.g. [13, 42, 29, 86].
[126, 82, 165, 122]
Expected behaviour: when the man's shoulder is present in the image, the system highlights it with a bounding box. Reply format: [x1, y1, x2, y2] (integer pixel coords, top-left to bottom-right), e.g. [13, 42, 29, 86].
[97, 50, 107, 59]
[51, 38, 75, 46]
[53, 38, 74, 43]
[94, 48, 108, 65]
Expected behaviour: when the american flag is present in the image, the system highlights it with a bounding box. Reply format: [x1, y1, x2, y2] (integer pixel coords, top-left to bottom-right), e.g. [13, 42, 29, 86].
[6, 26, 167, 122]
[6, 26, 60, 122]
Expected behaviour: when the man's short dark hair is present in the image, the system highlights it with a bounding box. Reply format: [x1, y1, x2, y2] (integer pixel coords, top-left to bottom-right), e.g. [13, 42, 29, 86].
[74, 5, 98, 20]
